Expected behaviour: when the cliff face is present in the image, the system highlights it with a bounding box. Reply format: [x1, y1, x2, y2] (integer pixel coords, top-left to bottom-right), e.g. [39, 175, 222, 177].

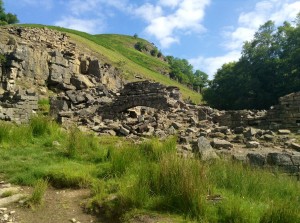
[0, 26, 122, 123]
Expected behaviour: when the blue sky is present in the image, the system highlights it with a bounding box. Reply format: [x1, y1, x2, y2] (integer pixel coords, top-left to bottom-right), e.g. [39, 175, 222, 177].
[3, 0, 300, 78]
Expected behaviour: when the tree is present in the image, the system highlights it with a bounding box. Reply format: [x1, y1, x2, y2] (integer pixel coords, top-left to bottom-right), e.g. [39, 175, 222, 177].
[0, 0, 19, 25]
[193, 70, 208, 93]
[204, 13, 300, 110]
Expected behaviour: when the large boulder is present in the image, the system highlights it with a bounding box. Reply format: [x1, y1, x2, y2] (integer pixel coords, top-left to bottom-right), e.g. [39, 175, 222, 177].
[195, 136, 219, 161]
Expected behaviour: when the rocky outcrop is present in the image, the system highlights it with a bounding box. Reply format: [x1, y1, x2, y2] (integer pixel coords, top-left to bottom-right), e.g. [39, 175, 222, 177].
[0, 26, 122, 123]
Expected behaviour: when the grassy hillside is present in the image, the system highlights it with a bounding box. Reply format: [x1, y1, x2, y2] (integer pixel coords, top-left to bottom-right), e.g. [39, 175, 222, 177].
[17, 24, 201, 103]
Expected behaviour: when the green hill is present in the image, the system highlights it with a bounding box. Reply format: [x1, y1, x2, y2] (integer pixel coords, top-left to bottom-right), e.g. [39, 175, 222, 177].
[17, 24, 202, 103]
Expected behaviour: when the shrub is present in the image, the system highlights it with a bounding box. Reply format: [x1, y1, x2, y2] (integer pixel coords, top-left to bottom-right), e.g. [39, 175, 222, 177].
[134, 41, 147, 52]
[150, 48, 158, 57]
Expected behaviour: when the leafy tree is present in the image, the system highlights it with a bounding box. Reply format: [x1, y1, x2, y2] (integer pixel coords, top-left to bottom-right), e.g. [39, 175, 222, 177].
[193, 70, 208, 93]
[0, 0, 19, 25]
[204, 14, 300, 110]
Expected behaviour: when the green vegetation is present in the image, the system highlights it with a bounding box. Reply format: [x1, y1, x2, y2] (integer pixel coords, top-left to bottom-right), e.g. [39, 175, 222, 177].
[204, 13, 300, 109]
[0, 0, 18, 25]
[166, 56, 209, 92]
[0, 190, 14, 198]
[27, 179, 48, 208]
[0, 117, 300, 222]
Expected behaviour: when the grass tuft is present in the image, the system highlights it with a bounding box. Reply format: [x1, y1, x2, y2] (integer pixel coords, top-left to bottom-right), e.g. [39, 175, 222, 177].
[27, 179, 48, 208]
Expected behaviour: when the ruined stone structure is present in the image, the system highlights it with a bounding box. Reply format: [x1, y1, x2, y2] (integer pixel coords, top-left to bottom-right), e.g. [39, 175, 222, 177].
[267, 92, 300, 131]
[211, 93, 300, 132]
[99, 81, 180, 119]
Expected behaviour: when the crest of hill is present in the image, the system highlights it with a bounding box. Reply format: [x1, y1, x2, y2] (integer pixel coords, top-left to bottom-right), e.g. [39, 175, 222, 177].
[16, 24, 201, 103]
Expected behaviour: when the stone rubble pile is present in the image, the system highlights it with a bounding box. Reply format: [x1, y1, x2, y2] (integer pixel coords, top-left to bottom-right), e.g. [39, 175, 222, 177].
[0, 26, 122, 123]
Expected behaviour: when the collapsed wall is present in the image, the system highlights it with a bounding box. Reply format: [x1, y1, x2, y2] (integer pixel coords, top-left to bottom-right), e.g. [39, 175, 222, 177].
[212, 93, 300, 132]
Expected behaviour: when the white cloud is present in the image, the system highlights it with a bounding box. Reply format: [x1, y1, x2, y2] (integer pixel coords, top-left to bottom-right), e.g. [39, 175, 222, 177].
[134, 3, 163, 21]
[158, 0, 181, 8]
[189, 51, 241, 79]
[190, 0, 300, 78]
[54, 16, 105, 34]
[133, 0, 211, 48]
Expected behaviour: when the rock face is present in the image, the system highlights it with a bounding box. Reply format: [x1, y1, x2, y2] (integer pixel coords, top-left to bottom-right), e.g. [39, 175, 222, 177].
[0, 26, 122, 123]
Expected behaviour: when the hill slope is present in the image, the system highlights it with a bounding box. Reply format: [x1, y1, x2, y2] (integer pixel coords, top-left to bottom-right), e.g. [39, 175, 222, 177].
[18, 24, 201, 103]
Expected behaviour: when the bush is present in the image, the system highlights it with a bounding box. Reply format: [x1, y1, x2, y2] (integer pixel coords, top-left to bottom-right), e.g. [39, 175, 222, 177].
[134, 41, 147, 52]
[150, 48, 158, 57]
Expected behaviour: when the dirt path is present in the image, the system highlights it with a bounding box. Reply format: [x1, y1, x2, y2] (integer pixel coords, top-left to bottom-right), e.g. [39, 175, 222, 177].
[7, 187, 100, 223]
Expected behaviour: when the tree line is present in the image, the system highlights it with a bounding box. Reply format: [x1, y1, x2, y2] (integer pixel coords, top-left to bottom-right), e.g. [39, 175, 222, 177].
[166, 56, 208, 93]
[203, 13, 300, 110]
[0, 0, 18, 25]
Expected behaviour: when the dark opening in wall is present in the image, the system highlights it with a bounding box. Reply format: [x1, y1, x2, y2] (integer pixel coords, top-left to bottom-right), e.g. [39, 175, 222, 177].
[296, 120, 300, 126]
[286, 104, 290, 108]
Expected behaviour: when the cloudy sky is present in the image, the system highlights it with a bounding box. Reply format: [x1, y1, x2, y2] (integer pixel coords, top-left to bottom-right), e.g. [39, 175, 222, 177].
[3, 0, 300, 78]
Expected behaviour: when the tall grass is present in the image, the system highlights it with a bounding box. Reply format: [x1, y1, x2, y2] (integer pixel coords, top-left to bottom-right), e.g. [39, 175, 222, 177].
[0, 121, 10, 144]
[65, 126, 99, 158]
[27, 178, 48, 208]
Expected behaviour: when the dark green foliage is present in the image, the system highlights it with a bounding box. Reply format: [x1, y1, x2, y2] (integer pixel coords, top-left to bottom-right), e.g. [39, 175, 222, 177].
[133, 33, 138, 38]
[166, 56, 209, 89]
[135, 41, 147, 51]
[204, 13, 300, 109]
[150, 48, 158, 57]
[0, 0, 19, 25]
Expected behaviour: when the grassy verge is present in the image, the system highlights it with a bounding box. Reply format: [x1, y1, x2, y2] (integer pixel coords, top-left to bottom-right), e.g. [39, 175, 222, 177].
[0, 118, 299, 222]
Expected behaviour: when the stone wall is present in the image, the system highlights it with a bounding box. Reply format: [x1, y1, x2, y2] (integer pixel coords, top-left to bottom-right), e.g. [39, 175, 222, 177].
[0, 89, 38, 124]
[210, 92, 300, 132]
[98, 81, 181, 119]
[267, 92, 300, 131]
